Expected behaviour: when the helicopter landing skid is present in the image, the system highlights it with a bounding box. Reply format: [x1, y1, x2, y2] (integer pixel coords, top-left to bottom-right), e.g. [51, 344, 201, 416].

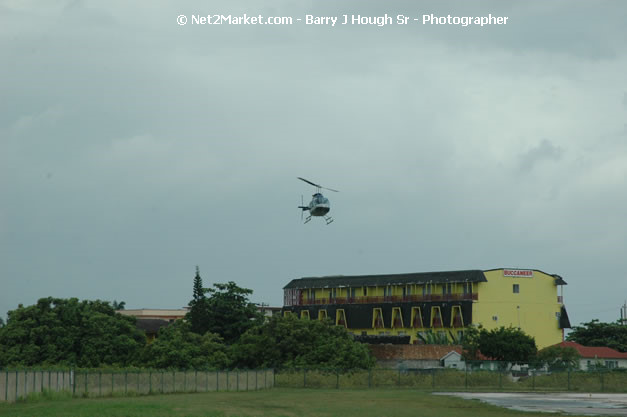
[324, 216, 334, 225]
[303, 216, 312, 224]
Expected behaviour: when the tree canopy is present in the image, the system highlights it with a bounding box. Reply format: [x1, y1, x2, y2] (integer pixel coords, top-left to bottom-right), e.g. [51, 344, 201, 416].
[141, 321, 228, 369]
[463, 326, 537, 365]
[187, 266, 210, 334]
[187, 280, 263, 344]
[230, 315, 375, 369]
[0, 297, 145, 367]
[536, 345, 580, 370]
[567, 320, 627, 352]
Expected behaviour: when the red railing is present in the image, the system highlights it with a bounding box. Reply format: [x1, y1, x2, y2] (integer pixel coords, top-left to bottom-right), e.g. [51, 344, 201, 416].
[295, 293, 478, 307]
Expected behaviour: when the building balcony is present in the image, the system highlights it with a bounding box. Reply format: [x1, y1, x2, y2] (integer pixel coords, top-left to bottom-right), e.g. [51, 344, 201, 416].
[295, 293, 478, 307]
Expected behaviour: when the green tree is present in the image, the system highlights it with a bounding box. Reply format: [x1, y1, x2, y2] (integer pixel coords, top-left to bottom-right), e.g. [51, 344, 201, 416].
[461, 325, 482, 360]
[477, 326, 537, 365]
[187, 266, 211, 334]
[112, 300, 126, 310]
[567, 320, 627, 352]
[536, 345, 580, 370]
[230, 315, 375, 369]
[0, 297, 146, 367]
[203, 281, 263, 344]
[141, 321, 228, 369]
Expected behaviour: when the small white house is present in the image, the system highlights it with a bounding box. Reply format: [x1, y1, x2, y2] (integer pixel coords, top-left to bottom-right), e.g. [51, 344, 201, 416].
[556, 341, 627, 370]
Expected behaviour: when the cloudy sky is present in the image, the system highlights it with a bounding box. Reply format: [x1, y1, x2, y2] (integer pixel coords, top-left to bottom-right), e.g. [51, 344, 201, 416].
[1, 0, 626, 328]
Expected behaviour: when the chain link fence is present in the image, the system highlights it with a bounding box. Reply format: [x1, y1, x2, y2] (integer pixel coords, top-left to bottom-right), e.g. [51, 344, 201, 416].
[275, 366, 627, 392]
[0, 369, 274, 403]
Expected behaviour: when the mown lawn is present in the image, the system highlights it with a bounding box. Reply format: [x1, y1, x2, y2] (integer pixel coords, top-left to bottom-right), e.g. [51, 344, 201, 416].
[0, 388, 586, 417]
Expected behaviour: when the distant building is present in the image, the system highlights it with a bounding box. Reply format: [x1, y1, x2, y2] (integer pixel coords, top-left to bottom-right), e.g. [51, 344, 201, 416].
[368, 344, 462, 369]
[118, 304, 281, 339]
[282, 268, 570, 348]
[555, 341, 627, 370]
[117, 308, 188, 322]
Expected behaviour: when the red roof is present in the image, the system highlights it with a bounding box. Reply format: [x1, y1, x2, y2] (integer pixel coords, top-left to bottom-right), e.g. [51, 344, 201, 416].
[555, 341, 627, 359]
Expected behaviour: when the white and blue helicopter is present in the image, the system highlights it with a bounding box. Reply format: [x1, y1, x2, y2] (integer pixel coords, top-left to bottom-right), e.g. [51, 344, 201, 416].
[297, 177, 339, 225]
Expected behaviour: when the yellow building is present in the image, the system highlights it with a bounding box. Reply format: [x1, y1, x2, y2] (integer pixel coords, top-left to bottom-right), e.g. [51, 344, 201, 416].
[282, 268, 570, 349]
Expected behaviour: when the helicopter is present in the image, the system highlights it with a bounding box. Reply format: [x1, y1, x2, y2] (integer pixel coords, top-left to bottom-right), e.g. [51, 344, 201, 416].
[297, 177, 339, 225]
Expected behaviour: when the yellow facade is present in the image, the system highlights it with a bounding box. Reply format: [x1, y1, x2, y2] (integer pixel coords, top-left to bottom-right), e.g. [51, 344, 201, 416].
[473, 269, 564, 349]
[283, 269, 569, 349]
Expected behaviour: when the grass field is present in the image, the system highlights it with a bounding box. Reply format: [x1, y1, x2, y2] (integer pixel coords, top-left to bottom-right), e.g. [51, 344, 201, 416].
[0, 388, 594, 417]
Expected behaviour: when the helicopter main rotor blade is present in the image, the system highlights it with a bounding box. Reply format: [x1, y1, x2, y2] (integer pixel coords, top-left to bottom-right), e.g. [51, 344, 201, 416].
[297, 177, 339, 192]
[297, 177, 321, 188]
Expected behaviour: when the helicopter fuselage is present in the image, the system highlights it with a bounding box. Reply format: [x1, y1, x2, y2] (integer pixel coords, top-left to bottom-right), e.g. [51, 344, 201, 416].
[304, 193, 330, 216]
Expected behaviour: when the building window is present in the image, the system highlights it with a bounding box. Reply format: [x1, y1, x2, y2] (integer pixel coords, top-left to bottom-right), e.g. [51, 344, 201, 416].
[513, 284, 520, 293]
[363, 287, 367, 296]
[350, 288, 356, 298]
[423, 284, 432, 296]
[443, 283, 452, 295]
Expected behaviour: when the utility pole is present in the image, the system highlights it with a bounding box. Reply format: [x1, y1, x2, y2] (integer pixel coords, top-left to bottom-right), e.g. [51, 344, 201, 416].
[621, 301, 627, 326]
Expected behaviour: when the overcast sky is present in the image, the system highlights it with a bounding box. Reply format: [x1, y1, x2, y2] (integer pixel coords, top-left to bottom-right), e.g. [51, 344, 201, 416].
[1, 1, 626, 328]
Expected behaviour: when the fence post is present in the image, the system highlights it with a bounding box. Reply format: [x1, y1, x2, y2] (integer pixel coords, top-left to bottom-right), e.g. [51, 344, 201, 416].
[15, 371, 18, 401]
[465, 366, 468, 389]
[162, 371, 165, 393]
[72, 369, 76, 396]
[195, 370, 198, 393]
[431, 369, 435, 390]
[600, 370, 604, 392]
[5, 371, 8, 401]
[368, 369, 372, 389]
[172, 371, 175, 393]
[149, 371, 152, 394]
[255, 370, 258, 391]
[246, 370, 249, 391]
[498, 370, 502, 389]
[216, 371, 219, 392]
[138, 371, 141, 394]
[41, 370, 44, 394]
[99, 371, 102, 397]
[567, 369, 571, 391]
[398, 369, 401, 387]
[226, 370, 229, 391]
[205, 371, 208, 392]
[111, 372, 114, 395]
[237, 370, 239, 391]
[336, 369, 339, 389]
[25, 370, 28, 398]
[184, 371, 187, 393]
[532, 370, 535, 391]
[304, 369, 307, 388]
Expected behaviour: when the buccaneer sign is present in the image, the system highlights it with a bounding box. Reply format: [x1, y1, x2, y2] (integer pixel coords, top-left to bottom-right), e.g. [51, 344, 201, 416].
[503, 269, 534, 277]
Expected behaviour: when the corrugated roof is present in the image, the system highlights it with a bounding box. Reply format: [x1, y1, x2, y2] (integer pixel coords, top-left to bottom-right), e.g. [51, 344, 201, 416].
[557, 341, 627, 359]
[368, 344, 463, 361]
[283, 270, 488, 289]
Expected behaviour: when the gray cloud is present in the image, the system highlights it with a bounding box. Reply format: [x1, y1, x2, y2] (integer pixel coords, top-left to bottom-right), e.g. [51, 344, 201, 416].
[1, 0, 627, 327]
